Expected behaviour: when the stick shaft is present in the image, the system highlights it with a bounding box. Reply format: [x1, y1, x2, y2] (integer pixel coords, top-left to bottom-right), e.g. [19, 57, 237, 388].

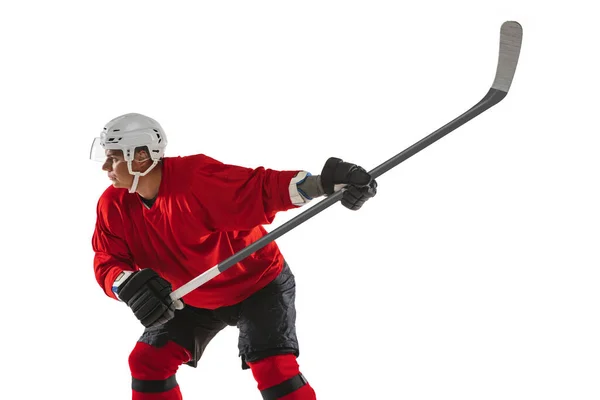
[370, 88, 505, 179]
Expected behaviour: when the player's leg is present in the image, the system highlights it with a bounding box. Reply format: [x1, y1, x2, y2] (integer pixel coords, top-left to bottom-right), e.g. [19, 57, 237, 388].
[247, 354, 315, 400]
[128, 305, 227, 399]
[129, 340, 189, 400]
[237, 261, 317, 399]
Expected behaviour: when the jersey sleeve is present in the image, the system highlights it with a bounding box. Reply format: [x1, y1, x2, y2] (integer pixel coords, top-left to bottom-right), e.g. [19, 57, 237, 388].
[91, 194, 137, 300]
[192, 156, 302, 231]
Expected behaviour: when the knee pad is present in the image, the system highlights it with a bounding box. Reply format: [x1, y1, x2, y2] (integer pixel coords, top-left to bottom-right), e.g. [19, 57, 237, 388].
[247, 354, 315, 399]
[129, 341, 189, 394]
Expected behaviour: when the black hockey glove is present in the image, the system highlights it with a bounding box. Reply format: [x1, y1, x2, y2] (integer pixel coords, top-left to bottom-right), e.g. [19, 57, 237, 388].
[320, 157, 377, 211]
[340, 178, 377, 210]
[114, 269, 184, 328]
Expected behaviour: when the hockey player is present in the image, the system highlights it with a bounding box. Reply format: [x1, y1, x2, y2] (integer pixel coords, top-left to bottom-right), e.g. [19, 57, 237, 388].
[90, 113, 377, 399]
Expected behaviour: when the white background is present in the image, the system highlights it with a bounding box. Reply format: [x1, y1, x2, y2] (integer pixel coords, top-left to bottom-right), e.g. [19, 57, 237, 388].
[2, 1, 599, 399]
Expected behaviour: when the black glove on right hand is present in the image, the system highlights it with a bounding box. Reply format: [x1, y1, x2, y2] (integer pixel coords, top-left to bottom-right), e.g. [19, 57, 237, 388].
[116, 269, 183, 328]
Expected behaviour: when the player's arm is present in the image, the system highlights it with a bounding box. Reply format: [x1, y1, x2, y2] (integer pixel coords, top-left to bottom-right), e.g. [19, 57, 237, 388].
[194, 156, 377, 232]
[92, 199, 137, 301]
[92, 197, 182, 328]
[191, 159, 299, 231]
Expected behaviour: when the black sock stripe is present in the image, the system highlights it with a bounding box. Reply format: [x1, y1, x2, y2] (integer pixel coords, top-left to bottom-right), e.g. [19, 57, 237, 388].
[260, 373, 308, 400]
[132, 375, 178, 393]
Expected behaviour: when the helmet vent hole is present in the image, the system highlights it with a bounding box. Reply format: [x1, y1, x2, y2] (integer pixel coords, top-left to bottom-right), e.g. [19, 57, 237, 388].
[112, 129, 120, 132]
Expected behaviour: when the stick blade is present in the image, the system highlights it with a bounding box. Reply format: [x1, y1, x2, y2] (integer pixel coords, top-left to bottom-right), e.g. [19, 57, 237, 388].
[491, 21, 523, 93]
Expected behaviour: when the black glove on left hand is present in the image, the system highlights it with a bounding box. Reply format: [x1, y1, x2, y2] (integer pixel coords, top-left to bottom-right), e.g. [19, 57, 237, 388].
[320, 157, 377, 210]
[341, 179, 377, 210]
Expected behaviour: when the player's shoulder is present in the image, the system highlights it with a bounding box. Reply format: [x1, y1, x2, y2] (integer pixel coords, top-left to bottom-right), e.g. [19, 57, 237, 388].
[98, 185, 125, 202]
[96, 185, 130, 214]
[164, 153, 226, 173]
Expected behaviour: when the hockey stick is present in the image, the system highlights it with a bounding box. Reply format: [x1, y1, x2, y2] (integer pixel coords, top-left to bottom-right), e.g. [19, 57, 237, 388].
[170, 20, 523, 302]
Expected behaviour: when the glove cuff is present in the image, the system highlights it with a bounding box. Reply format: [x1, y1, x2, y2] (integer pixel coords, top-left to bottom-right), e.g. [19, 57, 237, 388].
[320, 157, 343, 195]
[111, 270, 135, 301]
[116, 269, 159, 303]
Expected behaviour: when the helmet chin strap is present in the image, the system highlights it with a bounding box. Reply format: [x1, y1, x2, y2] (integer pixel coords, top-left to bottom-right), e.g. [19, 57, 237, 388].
[127, 160, 159, 194]
[129, 173, 141, 194]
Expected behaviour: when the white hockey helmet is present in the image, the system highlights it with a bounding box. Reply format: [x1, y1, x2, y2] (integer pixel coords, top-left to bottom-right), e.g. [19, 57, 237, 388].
[90, 113, 168, 193]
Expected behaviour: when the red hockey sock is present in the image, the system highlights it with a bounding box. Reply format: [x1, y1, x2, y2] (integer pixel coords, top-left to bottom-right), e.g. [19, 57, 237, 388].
[132, 388, 182, 400]
[247, 354, 316, 399]
[128, 341, 190, 400]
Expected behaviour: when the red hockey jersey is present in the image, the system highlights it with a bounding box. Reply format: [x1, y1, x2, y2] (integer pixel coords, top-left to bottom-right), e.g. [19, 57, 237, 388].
[92, 153, 301, 309]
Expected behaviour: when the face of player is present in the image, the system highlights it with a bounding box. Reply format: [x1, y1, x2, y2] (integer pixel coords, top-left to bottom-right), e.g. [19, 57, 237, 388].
[102, 150, 136, 189]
